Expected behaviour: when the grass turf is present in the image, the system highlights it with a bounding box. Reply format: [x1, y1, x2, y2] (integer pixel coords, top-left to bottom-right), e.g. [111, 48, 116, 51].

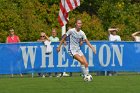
[0, 75, 140, 93]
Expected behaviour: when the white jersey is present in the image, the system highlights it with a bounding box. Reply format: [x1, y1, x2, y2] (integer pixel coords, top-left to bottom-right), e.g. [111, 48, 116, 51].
[109, 34, 121, 41]
[66, 28, 87, 50]
[134, 36, 140, 41]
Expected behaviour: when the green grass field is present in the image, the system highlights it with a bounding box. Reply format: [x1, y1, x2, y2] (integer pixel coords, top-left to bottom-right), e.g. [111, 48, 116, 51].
[0, 74, 140, 93]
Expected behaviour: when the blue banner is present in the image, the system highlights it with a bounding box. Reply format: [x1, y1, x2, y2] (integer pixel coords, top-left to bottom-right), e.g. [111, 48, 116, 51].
[0, 41, 140, 74]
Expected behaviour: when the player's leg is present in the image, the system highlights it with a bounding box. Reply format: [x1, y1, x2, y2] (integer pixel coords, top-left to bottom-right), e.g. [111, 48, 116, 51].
[74, 54, 88, 75]
[74, 54, 86, 65]
[78, 50, 89, 75]
[81, 55, 89, 75]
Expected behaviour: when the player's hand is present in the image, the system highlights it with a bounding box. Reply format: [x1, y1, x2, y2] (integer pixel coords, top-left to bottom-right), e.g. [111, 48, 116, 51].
[57, 47, 60, 52]
[80, 41, 83, 46]
[91, 47, 96, 54]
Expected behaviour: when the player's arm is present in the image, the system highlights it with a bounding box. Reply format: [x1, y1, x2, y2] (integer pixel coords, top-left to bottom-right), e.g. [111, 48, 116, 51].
[63, 40, 67, 45]
[131, 31, 140, 39]
[79, 38, 83, 46]
[62, 34, 67, 45]
[85, 39, 96, 54]
[57, 34, 67, 52]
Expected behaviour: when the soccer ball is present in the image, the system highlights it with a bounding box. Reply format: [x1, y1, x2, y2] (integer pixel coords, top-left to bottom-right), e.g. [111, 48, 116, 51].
[83, 74, 93, 82]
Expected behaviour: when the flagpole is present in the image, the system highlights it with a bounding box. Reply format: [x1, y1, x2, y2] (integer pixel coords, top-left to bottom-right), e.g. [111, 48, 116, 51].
[62, 25, 66, 36]
[62, 0, 66, 36]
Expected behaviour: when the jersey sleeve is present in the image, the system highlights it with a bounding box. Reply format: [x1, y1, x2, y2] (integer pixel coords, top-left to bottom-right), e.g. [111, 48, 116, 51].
[82, 31, 87, 40]
[66, 29, 72, 36]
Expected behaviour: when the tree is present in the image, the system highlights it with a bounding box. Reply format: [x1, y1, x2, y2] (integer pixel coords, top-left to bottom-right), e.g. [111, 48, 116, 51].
[0, 0, 139, 42]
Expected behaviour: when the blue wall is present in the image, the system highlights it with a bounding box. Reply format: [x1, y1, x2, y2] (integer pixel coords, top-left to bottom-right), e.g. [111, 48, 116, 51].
[0, 41, 140, 74]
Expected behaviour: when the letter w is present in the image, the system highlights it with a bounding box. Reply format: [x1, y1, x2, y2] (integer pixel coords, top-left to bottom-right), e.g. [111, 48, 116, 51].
[20, 46, 37, 69]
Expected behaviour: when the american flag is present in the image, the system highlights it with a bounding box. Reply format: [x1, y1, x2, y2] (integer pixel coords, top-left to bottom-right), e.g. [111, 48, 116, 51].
[58, 0, 80, 27]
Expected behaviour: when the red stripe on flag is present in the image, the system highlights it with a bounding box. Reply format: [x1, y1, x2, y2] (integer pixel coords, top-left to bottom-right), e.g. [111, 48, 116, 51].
[58, 0, 80, 27]
[58, 15, 64, 27]
[74, 0, 78, 7]
[66, 0, 73, 11]
[60, 2, 69, 21]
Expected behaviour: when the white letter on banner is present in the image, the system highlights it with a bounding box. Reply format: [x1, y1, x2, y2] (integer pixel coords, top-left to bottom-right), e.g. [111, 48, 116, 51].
[112, 45, 124, 66]
[21, 46, 37, 69]
[40, 46, 54, 68]
[99, 44, 111, 67]
[57, 46, 68, 67]
[85, 45, 95, 66]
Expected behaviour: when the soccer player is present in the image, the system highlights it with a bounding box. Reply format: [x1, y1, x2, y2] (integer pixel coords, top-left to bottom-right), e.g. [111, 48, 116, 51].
[57, 19, 96, 76]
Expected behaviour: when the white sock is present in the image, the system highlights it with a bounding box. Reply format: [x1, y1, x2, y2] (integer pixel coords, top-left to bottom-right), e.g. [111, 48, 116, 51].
[85, 67, 89, 75]
[80, 65, 86, 75]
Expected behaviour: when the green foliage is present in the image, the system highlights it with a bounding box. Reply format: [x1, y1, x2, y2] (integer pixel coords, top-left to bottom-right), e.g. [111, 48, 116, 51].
[0, 0, 140, 42]
[97, 0, 140, 40]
